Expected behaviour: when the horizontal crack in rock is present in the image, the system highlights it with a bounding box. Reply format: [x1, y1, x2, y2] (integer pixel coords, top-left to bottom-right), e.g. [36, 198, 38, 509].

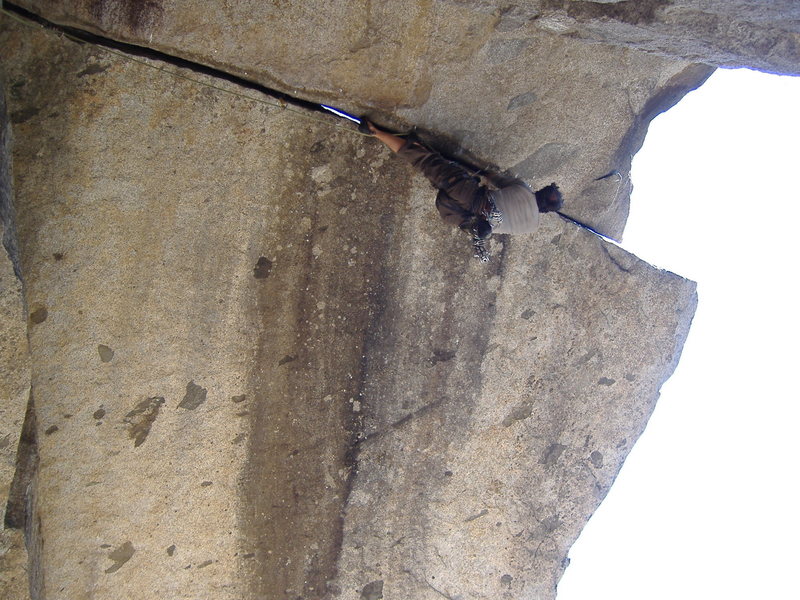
[3, 2, 330, 117]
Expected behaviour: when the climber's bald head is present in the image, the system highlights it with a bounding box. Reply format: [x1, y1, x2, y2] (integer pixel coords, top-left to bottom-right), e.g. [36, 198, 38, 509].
[535, 183, 563, 213]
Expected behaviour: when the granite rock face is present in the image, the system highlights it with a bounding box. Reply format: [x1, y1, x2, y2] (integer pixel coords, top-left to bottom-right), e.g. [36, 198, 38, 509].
[0, 13, 703, 600]
[534, 0, 800, 77]
[3, 0, 795, 597]
[11, 0, 721, 240]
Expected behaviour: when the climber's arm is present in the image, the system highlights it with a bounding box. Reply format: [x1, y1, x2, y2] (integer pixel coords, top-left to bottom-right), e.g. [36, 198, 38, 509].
[367, 122, 406, 153]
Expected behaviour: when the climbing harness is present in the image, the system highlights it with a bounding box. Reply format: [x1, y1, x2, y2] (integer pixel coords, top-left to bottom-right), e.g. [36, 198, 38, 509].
[484, 195, 503, 229]
[471, 196, 502, 263]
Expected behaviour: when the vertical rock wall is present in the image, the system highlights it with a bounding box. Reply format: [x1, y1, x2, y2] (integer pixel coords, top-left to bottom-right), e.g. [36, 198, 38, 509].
[1, 15, 697, 600]
[329, 223, 696, 599]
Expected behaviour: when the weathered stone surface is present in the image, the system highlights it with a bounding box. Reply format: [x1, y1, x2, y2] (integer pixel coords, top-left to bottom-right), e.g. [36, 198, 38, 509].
[330, 222, 696, 599]
[1, 74, 31, 600]
[2, 16, 697, 600]
[535, 0, 800, 76]
[11, 0, 718, 239]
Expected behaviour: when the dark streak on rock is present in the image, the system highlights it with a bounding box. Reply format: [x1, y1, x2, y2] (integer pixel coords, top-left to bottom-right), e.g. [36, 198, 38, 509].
[10, 106, 40, 124]
[77, 63, 109, 77]
[361, 580, 384, 600]
[124, 396, 165, 447]
[44, 425, 58, 435]
[465, 508, 489, 522]
[89, 0, 164, 34]
[98, 344, 114, 362]
[178, 381, 207, 410]
[5, 393, 38, 530]
[601, 244, 633, 273]
[29, 307, 48, 324]
[598, 377, 615, 386]
[253, 256, 273, 279]
[278, 355, 296, 366]
[575, 349, 599, 367]
[502, 403, 532, 427]
[541, 514, 561, 533]
[541, 0, 670, 26]
[391, 413, 413, 429]
[540, 442, 567, 466]
[358, 398, 447, 445]
[430, 348, 456, 365]
[104, 541, 135, 574]
[236, 95, 508, 600]
[507, 91, 537, 111]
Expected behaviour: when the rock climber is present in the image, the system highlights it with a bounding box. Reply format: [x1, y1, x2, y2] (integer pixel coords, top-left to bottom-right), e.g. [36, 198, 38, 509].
[360, 119, 563, 262]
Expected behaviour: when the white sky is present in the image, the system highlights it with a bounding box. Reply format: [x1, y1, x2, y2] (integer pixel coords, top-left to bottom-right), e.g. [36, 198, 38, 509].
[556, 68, 800, 600]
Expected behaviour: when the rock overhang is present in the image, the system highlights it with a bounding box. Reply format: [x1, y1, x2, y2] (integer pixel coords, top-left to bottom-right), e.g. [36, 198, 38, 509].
[5, 0, 723, 239]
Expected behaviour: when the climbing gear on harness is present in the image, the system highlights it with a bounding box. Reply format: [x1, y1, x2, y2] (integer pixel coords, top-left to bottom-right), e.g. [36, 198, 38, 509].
[460, 216, 491, 239]
[472, 236, 491, 263]
[461, 217, 492, 262]
[483, 193, 504, 229]
[473, 218, 492, 240]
